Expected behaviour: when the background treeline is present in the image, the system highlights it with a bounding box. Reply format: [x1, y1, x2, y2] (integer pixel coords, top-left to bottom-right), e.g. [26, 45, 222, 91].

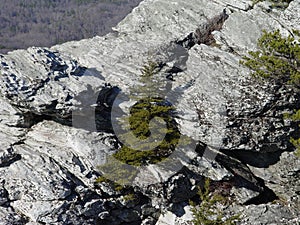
[0, 0, 142, 53]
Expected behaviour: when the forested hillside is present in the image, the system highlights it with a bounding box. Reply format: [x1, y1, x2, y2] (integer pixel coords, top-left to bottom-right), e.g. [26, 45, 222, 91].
[0, 0, 142, 53]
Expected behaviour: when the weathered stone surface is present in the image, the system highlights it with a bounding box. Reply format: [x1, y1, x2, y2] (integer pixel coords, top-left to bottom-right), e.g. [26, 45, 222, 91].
[156, 205, 193, 225]
[235, 203, 300, 225]
[0, 206, 29, 224]
[230, 186, 260, 204]
[280, 0, 300, 31]
[249, 151, 300, 213]
[0, 0, 299, 224]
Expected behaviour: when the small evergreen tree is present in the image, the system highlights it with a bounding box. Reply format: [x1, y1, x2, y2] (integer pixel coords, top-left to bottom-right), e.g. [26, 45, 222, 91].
[96, 61, 182, 186]
[241, 30, 300, 85]
[113, 61, 181, 166]
[241, 29, 300, 156]
[190, 179, 240, 225]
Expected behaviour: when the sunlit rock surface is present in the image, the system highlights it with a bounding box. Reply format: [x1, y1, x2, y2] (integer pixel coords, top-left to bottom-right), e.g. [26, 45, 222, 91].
[0, 0, 299, 224]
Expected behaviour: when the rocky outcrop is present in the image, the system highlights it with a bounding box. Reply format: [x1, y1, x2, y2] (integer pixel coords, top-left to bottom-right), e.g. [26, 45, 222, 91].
[0, 0, 299, 224]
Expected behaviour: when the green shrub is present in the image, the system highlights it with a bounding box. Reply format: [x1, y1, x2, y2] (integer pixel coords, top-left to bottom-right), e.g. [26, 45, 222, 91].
[241, 29, 300, 85]
[241, 29, 300, 156]
[96, 61, 181, 191]
[289, 108, 300, 157]
[113, 62, 181, 166]
[95, 175, 124, 191]
[95, 175, 110, 183]
[290, 137, 300, 157]
[123, 193, 136, 202]
[190, 179, 240, 225]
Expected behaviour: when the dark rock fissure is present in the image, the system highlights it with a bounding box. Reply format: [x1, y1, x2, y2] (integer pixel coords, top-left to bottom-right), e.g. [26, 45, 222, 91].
[0, 147, 22, 168]
[186, 139, 279, 205]
[17, 111, 72, 129]
[220, 149, 284, 168]
[176, 9, 229, 49]
[244, 186, 278, 205]
[215, 150, 279, 204]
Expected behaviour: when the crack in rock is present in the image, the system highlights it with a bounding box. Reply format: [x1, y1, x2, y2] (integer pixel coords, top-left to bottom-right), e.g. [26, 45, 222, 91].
[176, 9, 229, 49]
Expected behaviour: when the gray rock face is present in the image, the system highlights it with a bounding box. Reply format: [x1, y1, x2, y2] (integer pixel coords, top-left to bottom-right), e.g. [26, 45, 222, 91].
[0, 0, 299, 224]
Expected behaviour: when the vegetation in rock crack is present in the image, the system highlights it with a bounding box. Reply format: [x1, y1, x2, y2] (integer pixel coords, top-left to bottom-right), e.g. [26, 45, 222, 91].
[241, 29, 300, 156]
[96, 62, 183, 187]
[253, 0, 293, 9]
[113, 61, 181, 166]
[96, 158, 139, 187]
[190, 179, 240, 225]
[95, 175, 124, 191]
[123, 193, 137, 202]
[95, 176, 138, 201]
